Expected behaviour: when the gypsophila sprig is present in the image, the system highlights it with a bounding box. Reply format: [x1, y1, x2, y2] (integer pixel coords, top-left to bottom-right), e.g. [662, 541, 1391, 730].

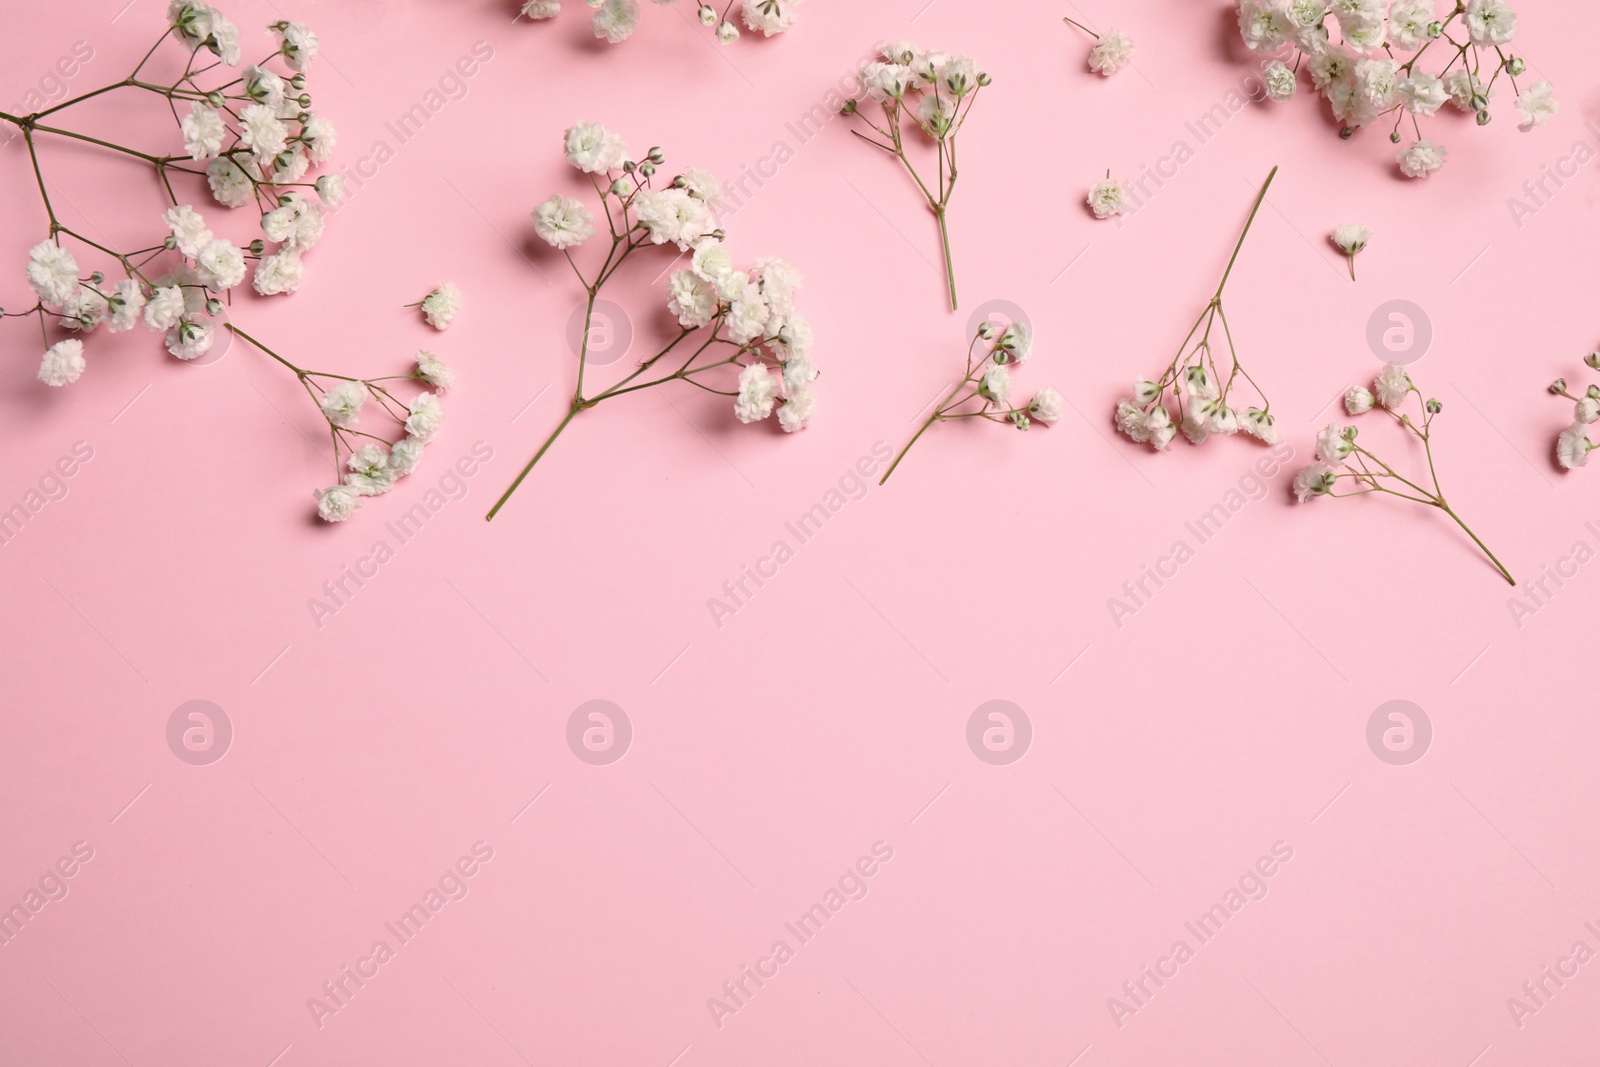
[1331, 223, 1371, 279]
[410, 283, 461, 330]
[1062, 17, 1135, 76]
[1294, 363, 1514, 584]
[4, 3, 338, 381]
[518, 0, 803, 47]
[1114, 167, 1281, 453]
[486, 122, 817, 520]
[879, 317, 1056, 485]
[1236, 0, 1555, 178]
[1547, 354, 1600, 471]
[222, 325, 452, 522]
[844, 42, 988, 311]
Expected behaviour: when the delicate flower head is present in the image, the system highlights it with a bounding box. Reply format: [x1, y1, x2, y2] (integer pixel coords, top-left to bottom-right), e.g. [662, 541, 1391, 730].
[1516, 81, 1558, 131]
[563, 121, 627, 173]
[1374, 363, 1413, 408]
[1029, 386, 1064, 425]
[1558, 424, 1592, 470]
[1265, 60, 1297, 102]
[677, 166, 722, 206]
[390, 437, 426, 476]
[238, 104, 288, 165]
[319, 381, 366, 428]
[180, 103, 226, 159]
[742, 0, 799, 36]
[1293, 462, 1339, 501]
[197, 238, 247, 290]
[275, 20, 320, 72]
[165, 317, 214, 361]
[1388, 0, 1434, 48]
[979, 364, 1012, 405]
[415, 350, 455, 391]
[777, 388, 815, 433]
[1087, 28, 1134, 75]
[37, 339, 86, 387]
[533, 194, 597, 250]
[1316, 422, 1355, 463]
[144, 286, 186, 330]
[1088, 178, 1128, 219]
[592, 0, 640, 44]
[317, 484, 362, 522]
[1240, 407, 1279, 443]
[1332, 223, 1371, 256]
[345, 443, 397, 496]
[1397, 138, 1447, 178]
[734, 363, 779, 423]
[1345, 385, 1375, 414]
[420, 283, 461, 330]
[667, 270, 718, 328]
[1464, 0, 1516, 45]
[634, 188, 714, 250]
[206, 157, 255, 208]
[521, 0, 561, 16]
[405, 392, 445, 441]
[26, 241, 79, 306]
[107, 279, 146, 333]
[315, 174, 346, 207]
[253, 248, 304, 295]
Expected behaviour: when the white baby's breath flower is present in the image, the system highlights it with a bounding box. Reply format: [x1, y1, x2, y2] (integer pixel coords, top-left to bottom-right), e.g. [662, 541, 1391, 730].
[1029, 386, 1064, 424]
[389, 437, 425, 476]
[164, 204, 212, 258]
[777, 388, 815, 432]
[317, 484, 362, 522]
[1398, 72, 1448, 115]
[1265, 61, 1297, 101]
[1240, 407, 1279, 443]
[206, 157, 254, 208]
[238, 104, 288, 165]
[1387, 0, 1434, 48]
[667, 270, 718, 328]
[197, 238, 246, 290]
[1087, 28, 1134, 75]
[742, 0, 799, 36]
[1332, 223, 1371, 279]
[1345, 385, 1375, 414]
[979, 363, 1012, 405]
[345, 443, 397, 496]
[592, 0, 640, 44]
[1397, 138, 1447, 178]
[107, 279, 146, 333]
[181, 102, 226, 159]
[1316, 423, 1355, 463]
[1516, 81, 1558, 131]
[37, 339, 86, 386]
[315, 174, 346, 207]
[319, 381, 366, 428]
[253, 248, 304, 295]
[1558, 423, 1592, 470]
[1116, 398, 1152, 443]
[1087, 178, 1128, 219]
[564, 121, 627, 173]
[1375, 363, 1412, 408]
[26, 241, 79, 305]
[166, 317, 214, 360]
[405, 392, 445, 441]
[60, 286, 109, 333]
[420, 283, 461, 329]
[533, 194, 597, 249]
[521, 0, 561, 16]
[1293, 461, 1339, 501]
[144, 285, 186, 330]
[1464, 0, 1516, 45]
[734, 363, 779, 423]
[276, 21, 320, 72]
[416, 350, 455, 391]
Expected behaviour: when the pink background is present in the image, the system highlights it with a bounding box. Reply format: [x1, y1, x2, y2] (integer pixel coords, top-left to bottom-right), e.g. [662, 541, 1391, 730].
[2, 0, 1599, 1064]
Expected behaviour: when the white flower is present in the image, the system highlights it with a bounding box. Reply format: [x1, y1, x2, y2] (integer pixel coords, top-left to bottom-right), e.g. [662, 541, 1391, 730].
[767, 312, 813, 360]
[276, 21, 320, 72]
[1443, 70, 1490, 111]
[390, 437, 425, 476]
[916, 94, 958, 140]
[37, 339, 86, 386]
[742, 0, 799, 35]
[937, 55, 983, 97]
[196, 238, 246, 290]
[1184, 364, 1219, 400]
[262, 195, 325, 251]
[667, 270, 718, 328]
[1345, 385, 1375, 414]
[862, 62, 914, 102]
[1375, 363, 1412, 408]
[633, 188, 713, 250]
[239, 104, 288, 165]
[1576, 398, 1600, 424]
[144, 285, 186, 330]
[419, 283, 460, 329]
[253, 249, 304, 295]
[166, 317, 214, 360]
[1464, 0, 1516, 45]
[206, 157, 255, 208]
[754, 256, 803, 317]
[1265, 60, 1297, 102]
[725, 277, 771, 344]
[717, 21, 740, 43]
[1133, 379, 1161, 405]
[1195, 396, 1239, 434]
[180, 103, 226, 159]
[1088, 178, 1128, 219]
[314, 174, 345, 207]
[163, 204, 212, 258]
[416, 350, 455, 391]
[1516, 81, 1558, 131]
[107, 279, 146, 332]
[1238, 0, 1291, 51]
[1293, 462, 1339, 501]
[1388, 0, 1434, 48]
[317, 484, 362, 522]
[1398, 72, 1448, 115]
[405, 392, 445, 441]
[1179, 411, 1209, 446]
[244, 65, 285, 107]
[691, 239, 733, 283]
[979, 364, 1012, 405]
[678, 166, 722, 206]
[779, 350, 817, 396]
[777, 389, 815, 432]
[207, 9, 240, 64]
[1397, 138, 1447, 178]
[1240, 408, 1279, 443]
[1356, 58, 1399, 108]
[60, 286, 109, 332]
[592, 0, 640, 43]
[1558, 424, 1592, 470]
[522, 0, 561, 16]
[1088, 28, 1134, 75]
[1316, 423, 1355, 463]
[734, 363, 779, 423]
[319, 381, 367, 427]
[881, 40, 917, 64]
[301, 113, 337, 164]
[1115, 398, 1151, 442]
[26, 242, 79, 305]
[533, 194, 596, 250]
[1029, 386, 1063, 425]
[1332, 223, 1371, 256]
[998, 322, 1031, 361]
[345, 444, 397, 496]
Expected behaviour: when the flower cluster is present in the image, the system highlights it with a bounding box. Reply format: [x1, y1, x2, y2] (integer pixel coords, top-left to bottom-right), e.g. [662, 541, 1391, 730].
[1063, 17, 1135, 76]
[1235, 0, 1556, 178]
[879, 318, 1058, 485]
[1294, 363, 1513, 584]
[410, 283, 461, 331]
[5, 3, 339, 383]
[225, 326, 453, 522]
[1114, 168, 1281, 452]
[843, 42, 989, 311]
[1548, 354, 1600, 470]
[519, 0, 802, 46]
[488, 122, 816, 520]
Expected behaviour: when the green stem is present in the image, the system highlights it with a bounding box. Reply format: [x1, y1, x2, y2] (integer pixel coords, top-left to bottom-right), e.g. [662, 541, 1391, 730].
[1438, 502, 1515, 586]
[486, 406, 580, 521]
[1214, 165, 1278, 301]
[936, 206, 958, 311]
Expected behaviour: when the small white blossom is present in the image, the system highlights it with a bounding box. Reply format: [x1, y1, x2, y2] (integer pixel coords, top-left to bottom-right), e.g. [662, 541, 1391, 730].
[317, 484, 362, 522]
[1087, 178, 1128, 219]
[37, 339, 86, 386]
[26, 242, 80, 305]
[319, 381, 366, 428]
[416, 350, 455, 391]
[420, 283, 461, 329]
[405, 392, 445, 441]
[734, 363, 779, 423]
[1087, 29, 1134, 76]
[533, 195, 597, 249]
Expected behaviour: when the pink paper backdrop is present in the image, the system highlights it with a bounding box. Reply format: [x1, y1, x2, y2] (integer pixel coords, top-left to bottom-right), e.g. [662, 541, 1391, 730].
[2, 0, 1598, 1064]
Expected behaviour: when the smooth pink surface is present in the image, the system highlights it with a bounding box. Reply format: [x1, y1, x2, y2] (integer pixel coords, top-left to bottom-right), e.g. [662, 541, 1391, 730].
[2, 1, 1598, 1064]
